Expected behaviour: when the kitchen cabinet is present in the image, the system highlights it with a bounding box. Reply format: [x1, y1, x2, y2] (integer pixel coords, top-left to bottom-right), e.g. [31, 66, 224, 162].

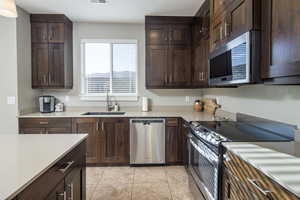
[145, 16, 193, 89]
[261, 0, 300, 84]
[17, 141, 86, 200]
[72, 118, 100, 164]
[192, 0, 210, 87]
[31, 14, 73, 89]
[223, 150, 300, 200]
[72, 117, 130, 165]
[19, 118, 73, 134]
[181, 120, 189, 167]
[100, 118, 130, 164]
[166, 118, 183, 164]
[209, 0, 261, 52]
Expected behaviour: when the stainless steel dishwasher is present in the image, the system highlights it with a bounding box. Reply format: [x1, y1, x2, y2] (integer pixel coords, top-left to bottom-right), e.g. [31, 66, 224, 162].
[130, 118, 165, 164]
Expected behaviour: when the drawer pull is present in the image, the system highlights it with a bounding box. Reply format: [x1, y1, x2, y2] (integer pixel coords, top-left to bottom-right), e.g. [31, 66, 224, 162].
[247, 178, 271, 197]
[58, 161, 74, 173]
[39, 121, 49, 125]
[57, 191, 67, 200]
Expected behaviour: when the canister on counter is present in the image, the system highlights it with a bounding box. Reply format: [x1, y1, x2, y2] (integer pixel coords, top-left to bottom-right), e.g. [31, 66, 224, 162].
[194, 100, 203, 112]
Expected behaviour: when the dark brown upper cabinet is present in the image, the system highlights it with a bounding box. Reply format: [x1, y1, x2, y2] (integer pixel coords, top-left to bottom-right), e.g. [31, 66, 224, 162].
[145, 16, 193, 89]
[261, 0, 300, 84]
[192, 0, 210, 88]
[209, 0, 261, 52]
[31, 14, 73, 89]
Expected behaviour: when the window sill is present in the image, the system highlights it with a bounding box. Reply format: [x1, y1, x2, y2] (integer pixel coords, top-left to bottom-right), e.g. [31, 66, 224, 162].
[80, 95, 139, 102]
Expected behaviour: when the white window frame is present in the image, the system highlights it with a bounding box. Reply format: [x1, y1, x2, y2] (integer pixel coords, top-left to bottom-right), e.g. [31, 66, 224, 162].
[80, 39, 139, 102]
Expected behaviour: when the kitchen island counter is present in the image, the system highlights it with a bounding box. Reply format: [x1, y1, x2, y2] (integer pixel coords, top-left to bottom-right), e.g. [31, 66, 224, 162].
[0, 134, 87, 200]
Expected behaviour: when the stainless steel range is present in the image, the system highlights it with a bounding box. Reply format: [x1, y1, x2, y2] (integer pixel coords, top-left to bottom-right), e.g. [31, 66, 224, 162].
[187, 115, 295, 200]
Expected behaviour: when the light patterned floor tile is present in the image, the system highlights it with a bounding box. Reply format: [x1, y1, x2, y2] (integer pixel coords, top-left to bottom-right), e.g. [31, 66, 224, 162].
[134, 167, 168, 183]
[132, 182, 172, 200]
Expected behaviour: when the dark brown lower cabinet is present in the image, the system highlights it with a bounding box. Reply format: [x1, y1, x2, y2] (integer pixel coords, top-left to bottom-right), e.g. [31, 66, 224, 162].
[17, 141, 86, 200]
[72, 118, 100, 164]
[72, 117, 130, 165]
[19, 118, 73, 134]
[181, 120, 189, 167]
[165, 118, 183, 164]
[223, 150, 300, 200]
[100, 118, 130, 164]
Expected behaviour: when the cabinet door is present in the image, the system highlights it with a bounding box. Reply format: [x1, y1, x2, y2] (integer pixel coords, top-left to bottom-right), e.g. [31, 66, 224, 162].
[20, 128, 45, 134]
[100, 118, 129, 164]
[31, 23, 48, 43]
[146, 24, 169, 45]
[223, 168, 260, 200]
[32, 43, 49, 88]
[193, 40, 209, 87]
[48, 43, 65, 88]
[168, 46, 191, 87]
[73, 118, 100, 164]
[166, 118, 183, 164]
[48, 23, 65, 43]
[210, 15, 225, 52]
[261, 0, 300, 81]
[181, 120, 189, 167]
[169, 24, 192, 46]
[225, 0, 248, 40]
[146, 45, 168, 88]
[45, 180, 66, 200]
[65, 169, 82, 200]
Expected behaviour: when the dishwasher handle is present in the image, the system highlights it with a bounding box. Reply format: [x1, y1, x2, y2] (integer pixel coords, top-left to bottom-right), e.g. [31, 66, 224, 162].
[131, 119, 165, 125]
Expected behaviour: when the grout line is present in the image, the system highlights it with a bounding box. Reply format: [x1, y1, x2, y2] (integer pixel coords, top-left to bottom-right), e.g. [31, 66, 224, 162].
[131, 166, 135, 200]
[165, 166, 174, 200]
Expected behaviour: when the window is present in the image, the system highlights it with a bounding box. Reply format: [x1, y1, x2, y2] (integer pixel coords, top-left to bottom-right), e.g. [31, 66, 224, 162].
[81, 39, 138, 101]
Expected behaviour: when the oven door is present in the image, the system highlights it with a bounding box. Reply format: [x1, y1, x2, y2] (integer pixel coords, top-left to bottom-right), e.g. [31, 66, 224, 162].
[188, 133, 219, 200]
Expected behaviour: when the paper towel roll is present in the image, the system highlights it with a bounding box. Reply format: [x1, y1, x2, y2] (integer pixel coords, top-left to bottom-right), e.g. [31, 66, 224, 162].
[142, 97, 149, 112]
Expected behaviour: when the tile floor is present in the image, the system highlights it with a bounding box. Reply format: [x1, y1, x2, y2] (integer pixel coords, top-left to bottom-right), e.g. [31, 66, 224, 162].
[86, 166, 195, 200]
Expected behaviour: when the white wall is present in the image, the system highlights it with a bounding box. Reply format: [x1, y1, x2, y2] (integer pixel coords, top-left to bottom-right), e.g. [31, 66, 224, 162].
[44, 22, 202, 108]
[203, 85, 300, 127]
[0, 16, 18, 133]
[17, 7, 41, 114]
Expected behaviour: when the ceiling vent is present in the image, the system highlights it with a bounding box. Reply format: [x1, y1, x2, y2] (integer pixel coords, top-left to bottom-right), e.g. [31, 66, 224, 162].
[90, 0, 107, 3]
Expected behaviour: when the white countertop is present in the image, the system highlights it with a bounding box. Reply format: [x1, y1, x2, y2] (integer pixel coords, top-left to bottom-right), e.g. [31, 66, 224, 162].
[19, 111, 217, 122]
[223, 142, 300, 198]
[0, 134, 88, 200]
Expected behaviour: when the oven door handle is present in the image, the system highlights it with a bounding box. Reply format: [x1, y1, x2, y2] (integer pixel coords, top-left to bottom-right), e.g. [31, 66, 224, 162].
[189, 139, 219, 164]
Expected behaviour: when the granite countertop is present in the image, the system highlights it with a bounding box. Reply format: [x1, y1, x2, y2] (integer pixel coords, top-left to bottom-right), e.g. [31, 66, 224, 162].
[223, 142, 300, 198]
[18, 111, 217, 122]
[0, 134, 88, 200]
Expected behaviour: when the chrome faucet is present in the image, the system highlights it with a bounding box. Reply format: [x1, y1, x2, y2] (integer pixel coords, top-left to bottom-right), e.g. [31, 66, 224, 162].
[106, 90, 114, 112]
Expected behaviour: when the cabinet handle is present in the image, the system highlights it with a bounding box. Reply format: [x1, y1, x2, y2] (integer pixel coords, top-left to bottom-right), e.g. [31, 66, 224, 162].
[224, 22, 230, 37]
[102, 122, 104, 132]
[169, 74, 172, 83]
[220, 26, 223, 41]
[57, 191, 67, 200]
[58, 161, 74, 173]
[165, 74, 168, 84]
[247, 178, 272, 197]
[39, 121, 49, 125]
[48, 72, 52, 84]
[68, 183, 74, 200]
[96, 122, 99, 131]
[43, 75, 47, 85]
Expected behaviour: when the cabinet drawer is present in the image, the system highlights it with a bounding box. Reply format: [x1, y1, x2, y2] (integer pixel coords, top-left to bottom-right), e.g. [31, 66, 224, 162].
[166, 118, 179, 127]
[224, 151, 299, 200]
[17, 141, 85, 200]
[19, 118, 72, 129]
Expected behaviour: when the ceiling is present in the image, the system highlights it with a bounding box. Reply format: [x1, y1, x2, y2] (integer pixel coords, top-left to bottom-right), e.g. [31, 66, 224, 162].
[16, 0, 204, 23]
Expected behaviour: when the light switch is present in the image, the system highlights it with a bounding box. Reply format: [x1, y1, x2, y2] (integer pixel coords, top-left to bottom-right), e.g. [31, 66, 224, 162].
[7, 96, 16, 105]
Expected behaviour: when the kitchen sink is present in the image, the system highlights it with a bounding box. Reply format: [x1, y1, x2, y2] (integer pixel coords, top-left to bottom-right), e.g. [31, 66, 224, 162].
[81, 112, 126, 116]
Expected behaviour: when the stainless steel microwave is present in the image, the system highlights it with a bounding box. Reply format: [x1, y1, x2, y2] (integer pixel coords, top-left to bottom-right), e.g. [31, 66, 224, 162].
[209, 31, 261, 86]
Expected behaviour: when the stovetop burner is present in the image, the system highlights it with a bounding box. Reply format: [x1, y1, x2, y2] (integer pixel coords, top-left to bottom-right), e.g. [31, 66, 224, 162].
[190, 120, 294, 147]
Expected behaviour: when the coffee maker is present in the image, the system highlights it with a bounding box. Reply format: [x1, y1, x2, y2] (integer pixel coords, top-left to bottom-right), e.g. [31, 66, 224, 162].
[39, 96, 55, 113]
